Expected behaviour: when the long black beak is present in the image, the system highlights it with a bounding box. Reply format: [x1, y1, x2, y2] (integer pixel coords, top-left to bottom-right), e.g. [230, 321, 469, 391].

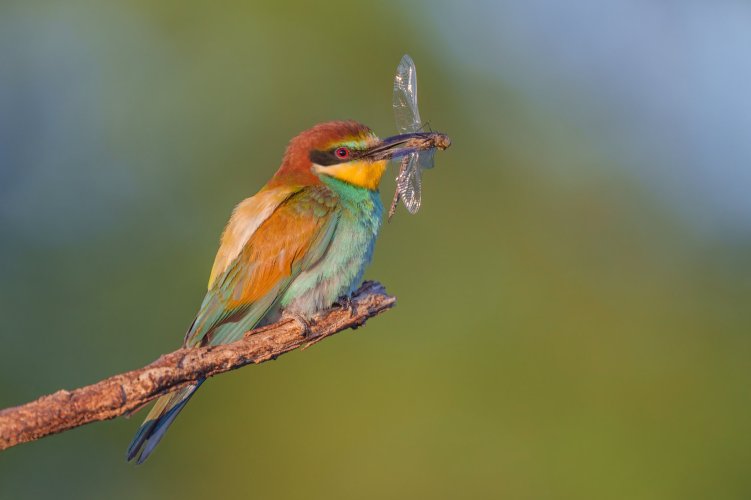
[365, 132, 451, 161]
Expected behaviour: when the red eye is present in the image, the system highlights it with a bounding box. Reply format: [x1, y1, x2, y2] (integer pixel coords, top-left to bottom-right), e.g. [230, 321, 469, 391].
[335, 147, 350, 159]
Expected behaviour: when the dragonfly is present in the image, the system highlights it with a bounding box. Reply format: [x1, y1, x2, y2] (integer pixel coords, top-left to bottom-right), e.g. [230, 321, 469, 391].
[388, 54, 450, 220]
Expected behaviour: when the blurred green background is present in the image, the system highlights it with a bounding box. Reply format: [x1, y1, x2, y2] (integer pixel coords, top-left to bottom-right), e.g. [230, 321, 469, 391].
[2, 1, 751, 498]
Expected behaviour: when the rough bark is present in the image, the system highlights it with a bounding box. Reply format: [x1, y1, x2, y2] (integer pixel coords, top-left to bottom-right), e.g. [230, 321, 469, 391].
[0, 281, 395, 451]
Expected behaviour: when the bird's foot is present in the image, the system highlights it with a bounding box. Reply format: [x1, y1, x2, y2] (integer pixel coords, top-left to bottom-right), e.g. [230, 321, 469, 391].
[334, 295, 357, 317]
[284, 311, 313, 338]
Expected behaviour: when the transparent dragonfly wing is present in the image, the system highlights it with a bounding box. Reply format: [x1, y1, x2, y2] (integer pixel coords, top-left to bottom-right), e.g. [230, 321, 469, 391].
[396, 154, 422, 214]
[416, 147, 435, 170]
[387, 155, 409, 220]
[393, 54, 421, 134]
[397, 149, 435, 214]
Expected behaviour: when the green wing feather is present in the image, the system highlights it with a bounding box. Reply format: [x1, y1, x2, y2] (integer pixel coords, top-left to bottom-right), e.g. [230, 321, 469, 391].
[184, 186, 340, 347]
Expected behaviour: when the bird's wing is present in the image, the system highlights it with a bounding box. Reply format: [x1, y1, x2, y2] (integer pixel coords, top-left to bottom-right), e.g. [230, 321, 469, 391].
[207, 185, 301, 288]
[184, 185, 339, 347]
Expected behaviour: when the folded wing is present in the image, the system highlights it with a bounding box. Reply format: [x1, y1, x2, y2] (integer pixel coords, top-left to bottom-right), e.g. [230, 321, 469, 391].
[185, 185, 340, 347]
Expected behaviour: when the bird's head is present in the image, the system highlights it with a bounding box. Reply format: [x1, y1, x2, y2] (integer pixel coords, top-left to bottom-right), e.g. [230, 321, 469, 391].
[269, 120, 431, 191]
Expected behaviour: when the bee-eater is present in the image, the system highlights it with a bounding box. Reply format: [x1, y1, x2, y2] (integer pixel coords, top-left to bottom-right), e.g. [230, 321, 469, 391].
[126, 120, 433, 463]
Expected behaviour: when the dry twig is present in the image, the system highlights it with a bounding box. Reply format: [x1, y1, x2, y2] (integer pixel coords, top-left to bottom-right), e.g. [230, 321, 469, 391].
[0, 281, 395, 451]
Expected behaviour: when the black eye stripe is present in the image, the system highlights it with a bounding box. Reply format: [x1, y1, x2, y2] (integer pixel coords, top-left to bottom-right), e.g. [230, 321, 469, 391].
[309, 147, 364, 166]
[309, 150, 339, 166]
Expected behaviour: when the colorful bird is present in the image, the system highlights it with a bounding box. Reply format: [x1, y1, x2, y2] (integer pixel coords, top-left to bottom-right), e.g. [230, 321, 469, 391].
[126, 120, 447, 463]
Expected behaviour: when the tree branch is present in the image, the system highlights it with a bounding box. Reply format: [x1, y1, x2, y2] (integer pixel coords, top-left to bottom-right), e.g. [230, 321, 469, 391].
[0, 281, 395, 452]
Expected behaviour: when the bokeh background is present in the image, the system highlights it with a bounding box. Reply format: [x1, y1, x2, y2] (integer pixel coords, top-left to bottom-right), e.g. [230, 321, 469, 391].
[2, 1, 750, 498]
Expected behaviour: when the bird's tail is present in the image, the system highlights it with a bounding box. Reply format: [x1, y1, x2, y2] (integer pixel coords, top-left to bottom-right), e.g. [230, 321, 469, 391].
[126, 379, 205, 464]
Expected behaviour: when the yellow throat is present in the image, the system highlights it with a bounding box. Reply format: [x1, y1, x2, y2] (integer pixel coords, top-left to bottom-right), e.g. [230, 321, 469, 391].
[313, 160, 388, 191]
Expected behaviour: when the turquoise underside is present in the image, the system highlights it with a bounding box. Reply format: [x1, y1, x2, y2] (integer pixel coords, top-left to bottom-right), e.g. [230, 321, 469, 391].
[280, 176, 383, 315]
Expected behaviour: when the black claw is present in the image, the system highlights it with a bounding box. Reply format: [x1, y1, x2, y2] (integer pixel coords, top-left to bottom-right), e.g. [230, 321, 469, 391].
[334, 296, 357, 317]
